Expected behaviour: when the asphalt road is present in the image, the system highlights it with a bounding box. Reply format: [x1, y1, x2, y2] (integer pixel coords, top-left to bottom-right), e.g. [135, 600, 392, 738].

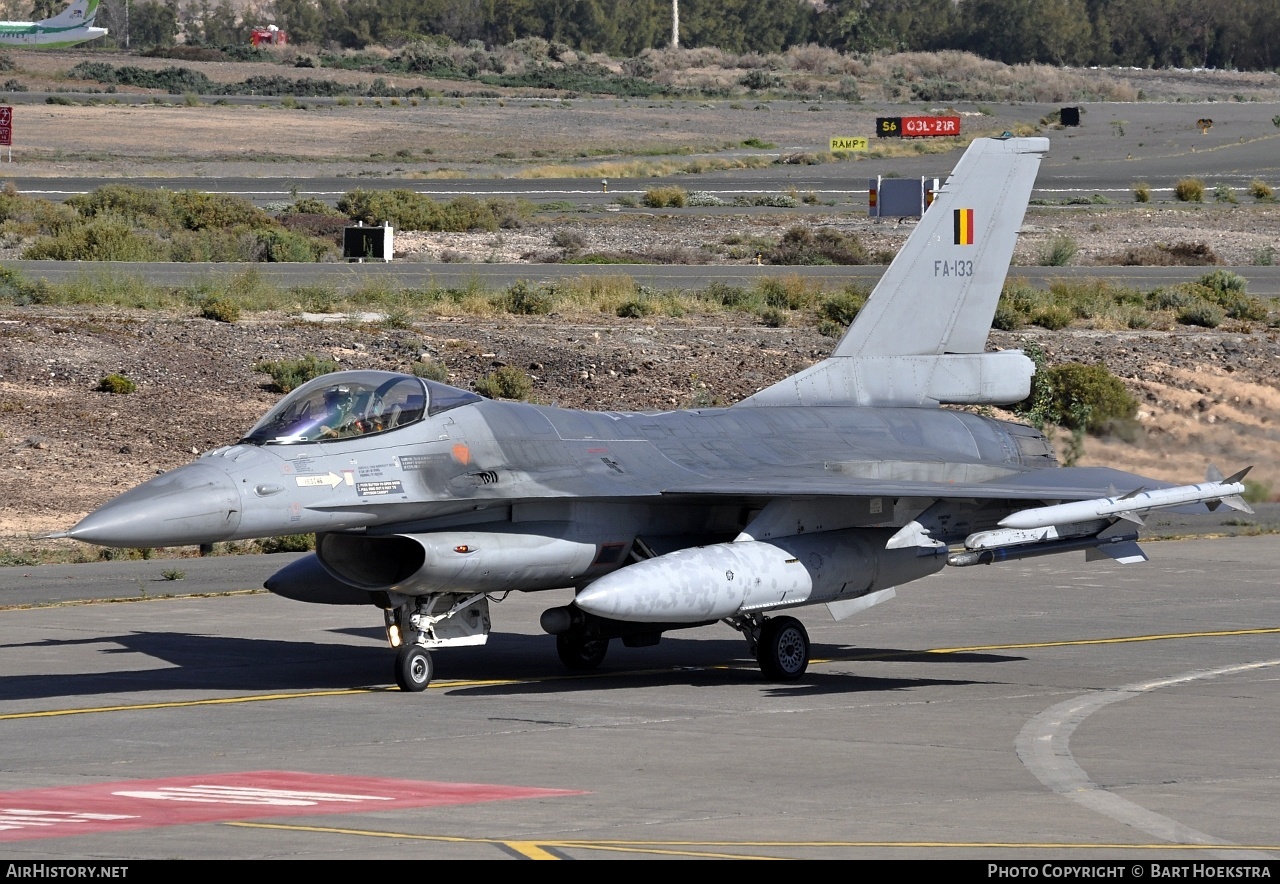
[0, 536, 1277, 860]
[5, 99, 1280, 204]
[9, 260, 1280, 298]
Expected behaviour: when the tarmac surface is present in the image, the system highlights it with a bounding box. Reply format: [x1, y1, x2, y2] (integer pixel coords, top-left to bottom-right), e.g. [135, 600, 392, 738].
[0, 535, 1276, 860]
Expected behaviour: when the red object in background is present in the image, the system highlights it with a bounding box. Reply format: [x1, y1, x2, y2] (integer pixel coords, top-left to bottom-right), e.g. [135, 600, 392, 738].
[900, 116, 961, 137]
[250, 26, 287, 46]
[0, 106, 11, 147]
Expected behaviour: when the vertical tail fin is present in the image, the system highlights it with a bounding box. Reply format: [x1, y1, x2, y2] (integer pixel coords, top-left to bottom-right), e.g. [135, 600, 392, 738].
[43, 0, 97, 27]
[835, 136, 1049, 358]
[738, 136, 1049, 408]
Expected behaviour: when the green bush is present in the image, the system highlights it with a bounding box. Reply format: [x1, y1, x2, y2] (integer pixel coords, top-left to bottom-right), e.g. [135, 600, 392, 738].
[339, 189, 442, 230]
[1177, 302, 1224, 327]
[1243, 479, 1271, 504]
[819, 289, 865, 326]
[1148, 286, 1204, 311]
[991, 299, 1025, 331]
[740, 70, 783, 90]
[1040, 363, 1137, 432]
[767, 226, 868, 265]
[1174, 178, 1205, 202]
[760, 307, 789, 327]
[254, 354, 339, 393]
[259, 534, 316, 553]
[96, 373, 137, 394]
[704, 282, 755, 309]
[1030, 305, 1074, 330]
[171, 191, 270, 231]
[284, 197, 342, 216]
[199, 297, 240, 322]
[66, 184, 177, 228]
[252, 228, 328, 262]
[1038, 234, 1078, 267]
[1132, 181, 1151, 203]
[338, 189, 528, 232]
[1199, 269, 1247, 297]
[501, 279, 554, 314]
[616, 298, 654, 318]
[411, 358, 449, 382]
[474, 366, 533, 400]
[24, 217, 168, 261]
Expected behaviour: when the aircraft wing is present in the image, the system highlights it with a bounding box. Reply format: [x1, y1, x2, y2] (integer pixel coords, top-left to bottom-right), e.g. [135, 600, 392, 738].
[661, 465, 1180, 503]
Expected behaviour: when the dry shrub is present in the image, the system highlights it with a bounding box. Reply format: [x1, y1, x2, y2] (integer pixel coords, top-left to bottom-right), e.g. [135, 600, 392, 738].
[862, 51, 1138, 102]
[277, 213, 347, 245]
[1097, 242, 1222, 267]
[644, 46, 735, 74]
[638, 246, 706, 264]
[1174, 178, 1205, 202]
[782, 44, 856, 75]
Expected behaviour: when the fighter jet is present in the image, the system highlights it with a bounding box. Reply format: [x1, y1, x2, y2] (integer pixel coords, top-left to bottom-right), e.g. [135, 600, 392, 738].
[61, 137, 1252, 691]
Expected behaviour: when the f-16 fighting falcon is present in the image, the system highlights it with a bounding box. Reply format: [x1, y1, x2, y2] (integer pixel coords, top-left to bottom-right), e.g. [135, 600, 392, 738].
[60, 137, 1252, 691]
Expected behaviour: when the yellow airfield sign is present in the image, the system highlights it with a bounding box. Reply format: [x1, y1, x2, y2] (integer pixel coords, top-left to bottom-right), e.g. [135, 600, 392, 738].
[829, 136, 868, 152]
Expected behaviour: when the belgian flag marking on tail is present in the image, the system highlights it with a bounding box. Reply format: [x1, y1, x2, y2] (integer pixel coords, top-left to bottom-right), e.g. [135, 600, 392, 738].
[953, 208, 975, 245]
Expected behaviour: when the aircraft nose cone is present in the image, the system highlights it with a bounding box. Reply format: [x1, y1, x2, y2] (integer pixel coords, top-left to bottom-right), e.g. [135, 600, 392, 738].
[66, 462, 243, 547]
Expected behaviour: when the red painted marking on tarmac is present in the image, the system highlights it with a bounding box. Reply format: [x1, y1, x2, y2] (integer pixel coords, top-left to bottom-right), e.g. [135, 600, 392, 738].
[0, 771, 585, 842]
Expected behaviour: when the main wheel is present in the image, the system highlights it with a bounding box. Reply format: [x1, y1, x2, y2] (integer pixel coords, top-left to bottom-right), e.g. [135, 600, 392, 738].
[556, 634, 609, 670]
[756, 616, 810, 681]
[394, 645, 433, 692]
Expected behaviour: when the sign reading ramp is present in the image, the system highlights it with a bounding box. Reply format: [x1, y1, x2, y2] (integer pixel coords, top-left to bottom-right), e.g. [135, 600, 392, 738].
[829, 136, 868, 152]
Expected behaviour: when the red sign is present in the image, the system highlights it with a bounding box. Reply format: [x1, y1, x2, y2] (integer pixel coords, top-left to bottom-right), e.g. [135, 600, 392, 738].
[900, 115, 960, 137]
[0, 771, 585, 842]
[0, 105, 11, 147]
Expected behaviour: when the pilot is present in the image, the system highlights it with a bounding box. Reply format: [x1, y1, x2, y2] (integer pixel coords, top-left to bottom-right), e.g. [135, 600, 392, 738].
[320, 387, 356, 438]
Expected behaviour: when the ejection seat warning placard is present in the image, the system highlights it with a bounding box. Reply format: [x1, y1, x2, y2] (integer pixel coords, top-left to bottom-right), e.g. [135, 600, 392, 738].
[357, 480, 405, 496]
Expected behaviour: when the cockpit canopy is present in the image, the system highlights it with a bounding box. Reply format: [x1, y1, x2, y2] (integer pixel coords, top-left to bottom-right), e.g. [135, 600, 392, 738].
[241, 370, 480, 445]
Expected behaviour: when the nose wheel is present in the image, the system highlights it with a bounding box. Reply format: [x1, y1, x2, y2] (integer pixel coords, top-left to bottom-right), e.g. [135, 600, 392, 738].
[395, 645, 433, 692]
[756, 616, 810, 681]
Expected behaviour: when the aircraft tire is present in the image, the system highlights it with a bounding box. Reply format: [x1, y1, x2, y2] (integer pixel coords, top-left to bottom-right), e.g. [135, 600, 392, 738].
[756, 616, 809, 681]
[395, 645, 433, 692]
[556, 634, 609, 670]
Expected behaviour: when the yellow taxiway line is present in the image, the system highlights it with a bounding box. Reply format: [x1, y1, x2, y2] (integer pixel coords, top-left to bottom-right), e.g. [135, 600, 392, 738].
[1, 625, 1277, 722]
[227, 821, 1280, 858]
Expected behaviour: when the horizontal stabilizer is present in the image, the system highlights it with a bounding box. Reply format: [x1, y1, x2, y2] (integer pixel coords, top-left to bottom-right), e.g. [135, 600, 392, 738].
[1085, 541, 1148, 565]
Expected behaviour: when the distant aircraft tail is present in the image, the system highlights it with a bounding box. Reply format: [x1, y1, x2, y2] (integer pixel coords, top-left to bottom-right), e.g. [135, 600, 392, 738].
[738, 136, 1050, 409]
[42, 0, 98, 27]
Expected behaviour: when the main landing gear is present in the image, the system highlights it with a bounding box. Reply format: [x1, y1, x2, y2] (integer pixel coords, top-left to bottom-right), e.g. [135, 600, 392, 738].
[726, 613, 811, 681]
[555, 634, 610, 670]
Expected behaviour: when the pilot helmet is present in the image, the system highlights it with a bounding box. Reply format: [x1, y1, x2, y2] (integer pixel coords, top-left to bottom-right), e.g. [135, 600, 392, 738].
[324, 386, 353, 407]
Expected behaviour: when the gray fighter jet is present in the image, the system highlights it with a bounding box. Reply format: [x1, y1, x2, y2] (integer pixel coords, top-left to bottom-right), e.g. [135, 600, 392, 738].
[61, 137, 1252, 691]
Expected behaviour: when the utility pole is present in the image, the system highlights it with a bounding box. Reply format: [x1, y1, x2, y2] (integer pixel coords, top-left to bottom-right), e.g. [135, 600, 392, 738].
[671, 0, 678, 49]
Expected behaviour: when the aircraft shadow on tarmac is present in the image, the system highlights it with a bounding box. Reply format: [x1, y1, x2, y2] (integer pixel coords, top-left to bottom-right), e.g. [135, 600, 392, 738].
[0, 630, 1023, 702]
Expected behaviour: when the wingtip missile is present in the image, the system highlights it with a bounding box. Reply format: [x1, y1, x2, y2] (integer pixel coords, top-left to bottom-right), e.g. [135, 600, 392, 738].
[998, 468, 1253, 531]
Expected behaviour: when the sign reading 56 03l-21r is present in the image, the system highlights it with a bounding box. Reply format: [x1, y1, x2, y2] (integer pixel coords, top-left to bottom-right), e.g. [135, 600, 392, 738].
[876, 115, 960, 137]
